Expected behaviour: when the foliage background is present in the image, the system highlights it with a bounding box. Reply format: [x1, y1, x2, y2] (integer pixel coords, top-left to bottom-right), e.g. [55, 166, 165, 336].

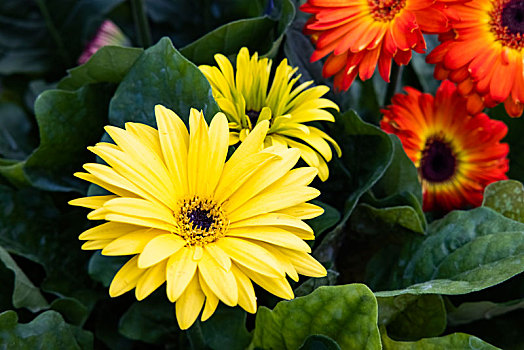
[0, 0, 522, 349]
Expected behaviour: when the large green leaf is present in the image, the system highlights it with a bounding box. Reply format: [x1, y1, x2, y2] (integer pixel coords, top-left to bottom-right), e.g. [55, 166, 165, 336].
[482, 180, 524, 223]
[87, 252, 127, 287]
[0, 0, 124, 75]
[0, 103, 35, 160]
[58, 46, 143, 91]
[0, 245, 48, 312]
[377, 294, 446, 341]
[180, 17, 275, 65]
[372, 135, 422, 204]
[447, 299, 524, 326]
[0, 310, 92, 350]
[23, 84, 112, 192]
[381, 328, 499, 350]
[314, 110, 393, 263]
[299, 335, 341, 350]
[0, 185, 95, 303]
[370, 207, 524, 295]
[199, 306, 252, 350]
[249, 284, 381, 350]
[118, 291, 179, 345]
[109, 37, 220, 127]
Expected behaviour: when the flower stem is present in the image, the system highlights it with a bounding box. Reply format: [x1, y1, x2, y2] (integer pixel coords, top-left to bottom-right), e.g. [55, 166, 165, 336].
[35, 0, 71, 66]
[130, 0, 152, 48]
[384, 63, 403, 106]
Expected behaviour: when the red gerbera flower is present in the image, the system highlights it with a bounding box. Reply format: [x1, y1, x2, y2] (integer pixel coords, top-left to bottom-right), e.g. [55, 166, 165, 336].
[427, 0, 524, 117]
[381, 80, 509, 212]
[300, 0, 464, 91]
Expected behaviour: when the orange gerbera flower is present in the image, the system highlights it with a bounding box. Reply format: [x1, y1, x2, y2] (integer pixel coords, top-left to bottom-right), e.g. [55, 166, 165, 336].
[300, 0, 463, 90]
[427, 0, 524, 117]
[381, 81, 509, 212]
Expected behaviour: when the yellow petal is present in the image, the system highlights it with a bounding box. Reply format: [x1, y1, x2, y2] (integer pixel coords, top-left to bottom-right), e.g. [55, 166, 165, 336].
[224, 120, 269, 172]
[175, 275, 205, 330]
[276, 203, 324, 220]
[227, 227, 311, 253]
[135, 260, 166, 300]
[79, 222, 139, 240]
[206, 112, 229, 194]
[154, 105, 189, 197]
[264, 167, 317, 190]
[199, 274, 219, 322]
[69, 195, 117, 209]
[256, 242, 299, 282]
[81, 239, 113, 250]
[224, 148, 301, 213]
[125, 122, 163, 159]
[230, 263, 257, 313]
[236, 264, 294, 300]
[214, 151, 279, 204]
[109, 256, 144, 297]
[102, 229, 164, 256]
[229, 213, 313, 234]
[216, 237, 284, 278]
[138, 234, 186, 268]
[74, 172, 136, 198]
[103, 197, 176, 226]
[279, 247, 327, 277]
[188, 108, 210, 194]
[166, 247, 198, 302]
[198, 252, 238, 306]
[104, 213, 176, 232]
[204, 243, 231, 271]
[228, 186, 320, 222]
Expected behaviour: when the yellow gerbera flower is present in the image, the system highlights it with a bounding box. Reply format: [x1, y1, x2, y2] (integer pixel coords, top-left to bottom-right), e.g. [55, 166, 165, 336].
[69, 105, 327, 330]
[199, 47, 341, 181]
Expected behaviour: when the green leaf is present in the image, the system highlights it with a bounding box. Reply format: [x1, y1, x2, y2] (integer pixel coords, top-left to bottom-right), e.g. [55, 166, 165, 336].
[0, 102, 35, 160]
[377, 294, 446, 341]
[350, 202, 425, 236]
[118, 291, 179, 344]
[482, 180, 524, 223]
[314, 111, 393, 263]
[372, 135, 423, 207]
[0, 310, 93, 350]
[306, 201, 340, 239]
[58, 46, 143, 91]
[299, 335, 341, 350]
[0, 245, 48, 312]
[49, 298, 89, 327]
[109, 37, 220, 127]
[0, 0, 124, 75]
[294, 269, 339, 297]
[249, 284, 381, 350]
[200, 305, 252, 350]
[381, 328, 500, 350]
[180, 17, 275, 65]
[87, 252, 127, 287]
[370, 207, 524, 295]
[24, 84, 113, 192]
[447, 299, 524, 326]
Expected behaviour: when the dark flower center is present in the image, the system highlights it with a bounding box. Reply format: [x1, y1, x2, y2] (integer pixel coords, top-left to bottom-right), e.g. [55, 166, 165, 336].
[420, 139, 456, 183]
[188, 208, 214, 231]
[246, 109, 260, 128]
[502, 0, 524, 35]
[368, 0, 406, 21]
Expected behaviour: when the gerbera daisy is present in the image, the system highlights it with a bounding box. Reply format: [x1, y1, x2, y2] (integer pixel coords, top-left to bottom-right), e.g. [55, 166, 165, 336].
[69, 105, 326, 330]
[300, 0, 464, 90]
[199, 47, 341, 181]
[78, 20, 130, 64]
[380, 80, 509, 211]
[427, 0, 524, 117]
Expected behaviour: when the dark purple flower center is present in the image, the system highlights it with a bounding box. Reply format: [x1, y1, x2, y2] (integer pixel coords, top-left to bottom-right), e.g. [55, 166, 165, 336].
[246, 109, 260, 128]
[502, 0, 524, 35]
[188, 208, 213, 231]
[420, 139, 456, 183]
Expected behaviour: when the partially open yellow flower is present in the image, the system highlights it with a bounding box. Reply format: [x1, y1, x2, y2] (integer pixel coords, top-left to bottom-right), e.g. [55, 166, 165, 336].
[70, 105, 327, 330]
[199, 47, 341, 181]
